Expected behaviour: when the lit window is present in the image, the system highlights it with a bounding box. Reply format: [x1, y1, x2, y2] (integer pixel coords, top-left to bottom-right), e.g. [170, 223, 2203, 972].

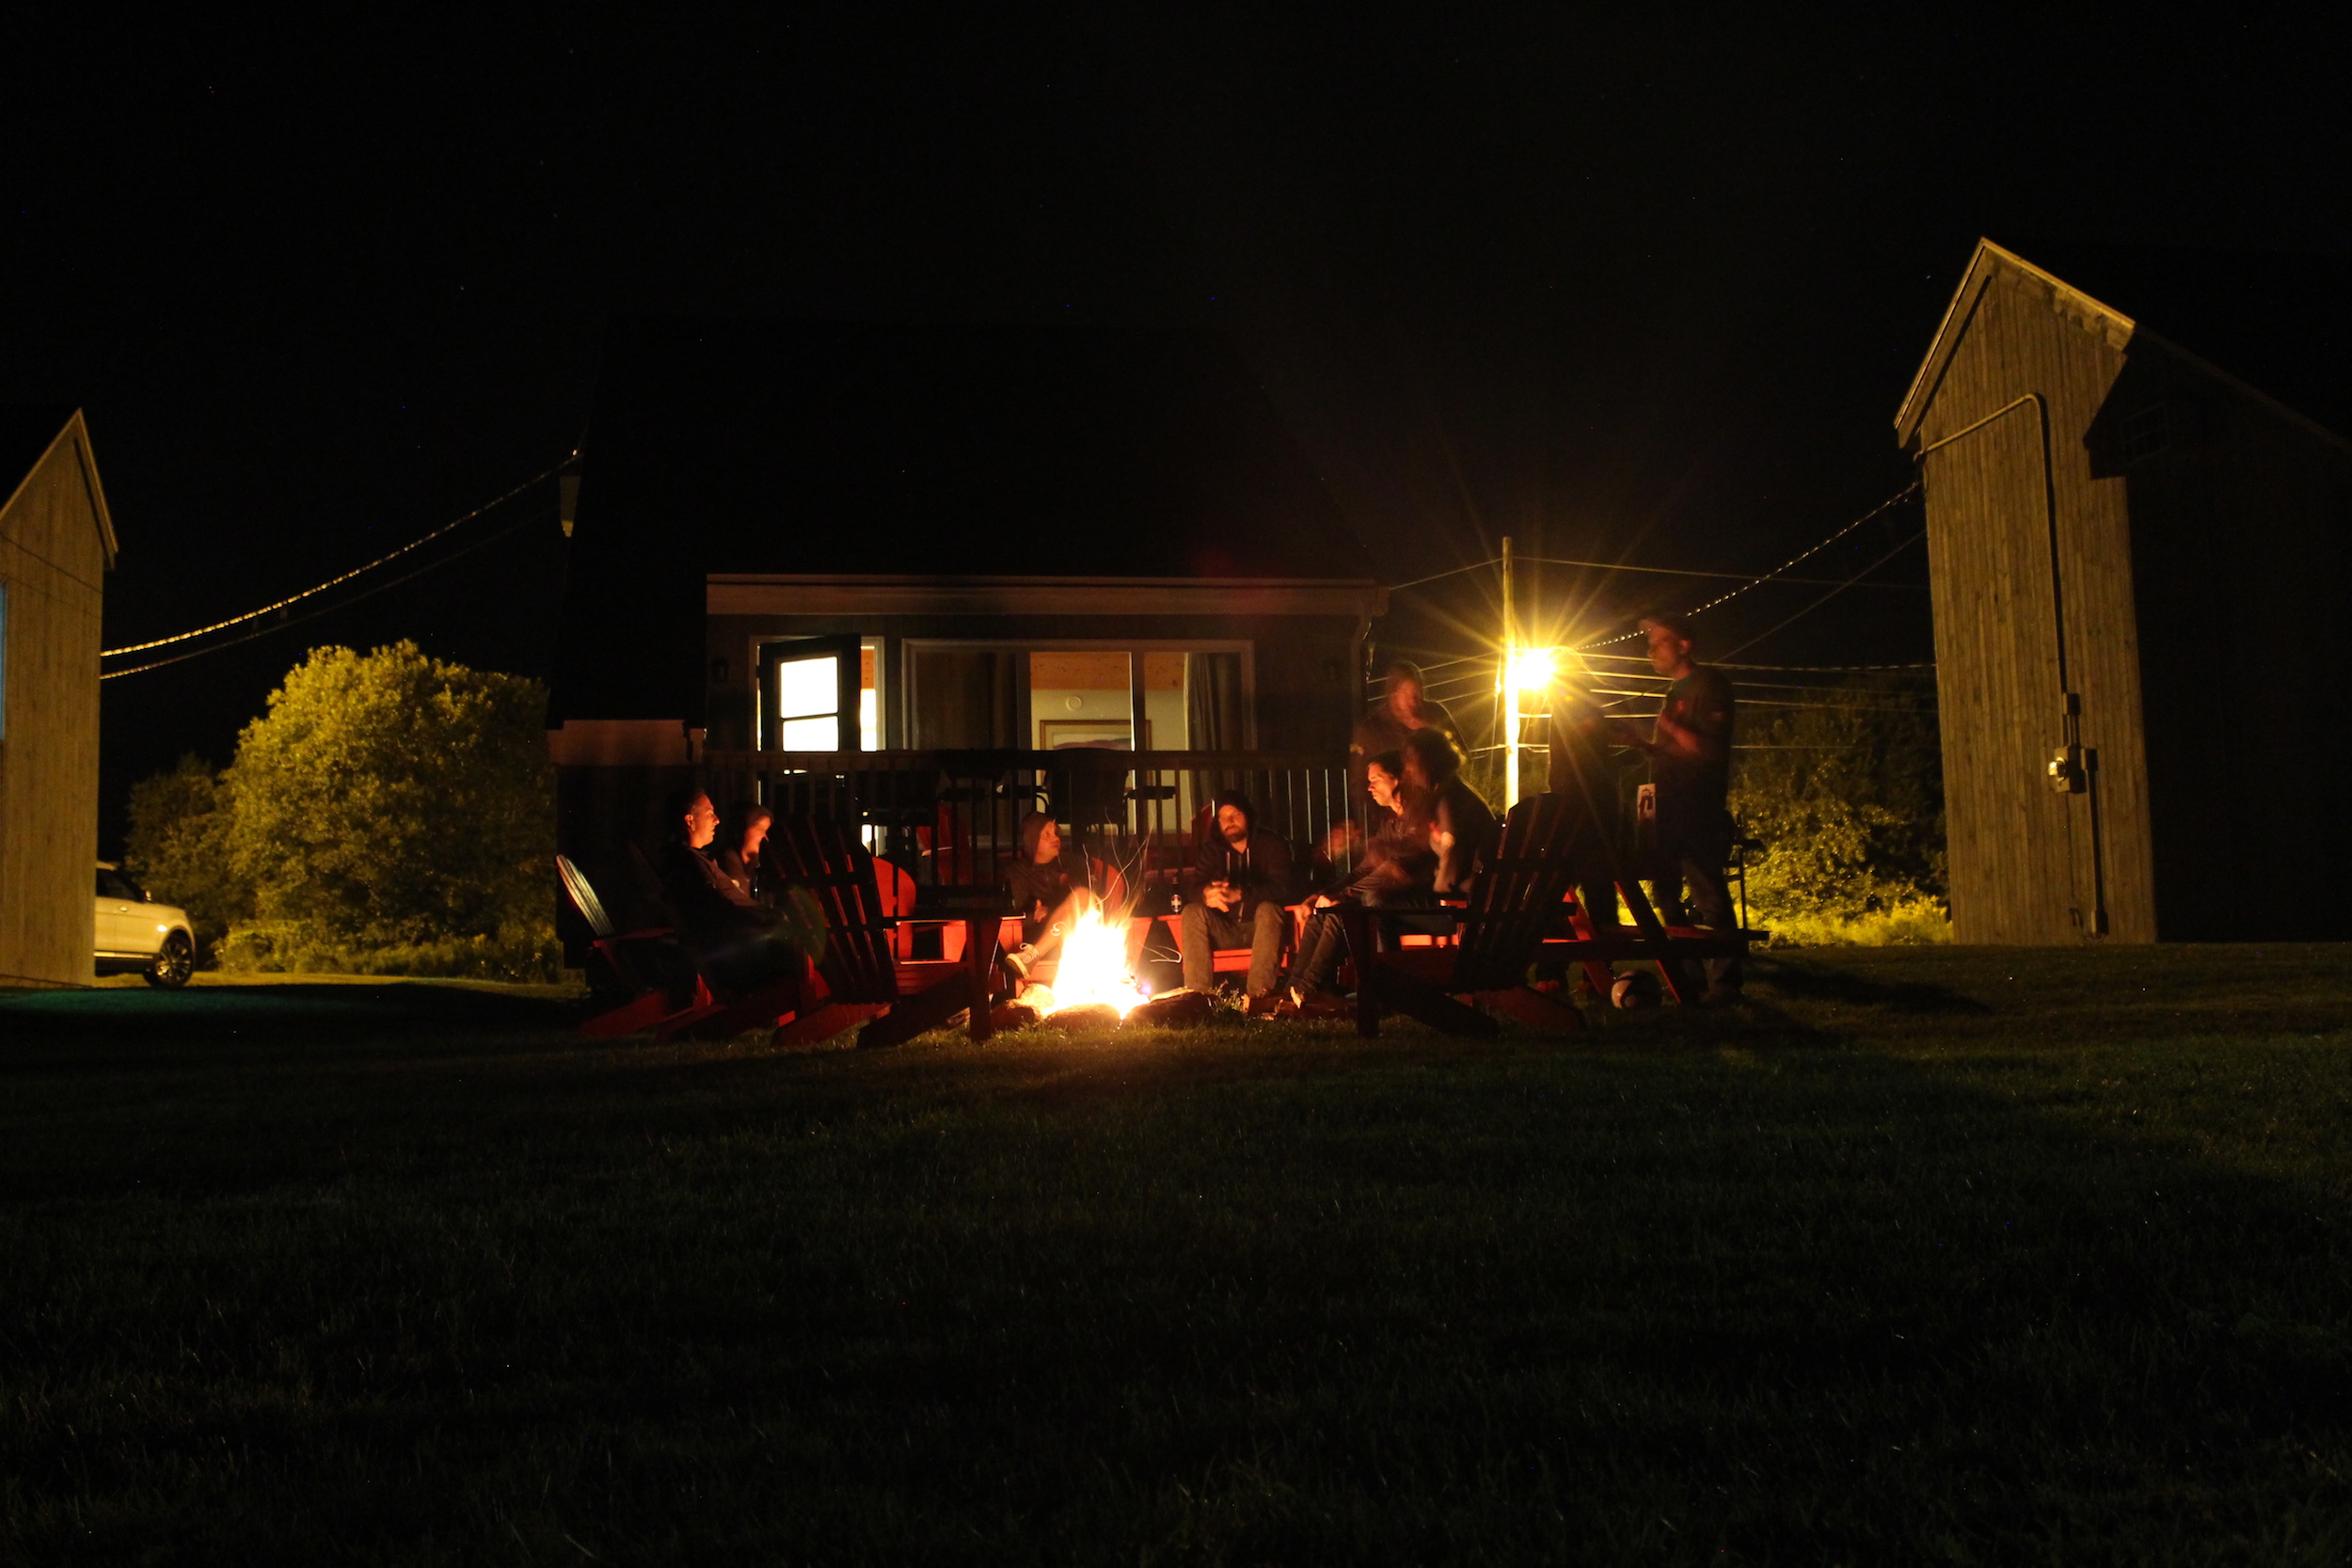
[775, 655, 839, 752]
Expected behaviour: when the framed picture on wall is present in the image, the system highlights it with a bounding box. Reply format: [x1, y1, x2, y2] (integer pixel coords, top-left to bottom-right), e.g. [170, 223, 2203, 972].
[1039, 720, 1152, 751]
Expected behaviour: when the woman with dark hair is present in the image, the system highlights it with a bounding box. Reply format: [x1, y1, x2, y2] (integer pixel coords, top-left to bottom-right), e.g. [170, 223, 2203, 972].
[1284, 750, 1441, 1010]
[714, 801, 775, 906]
[1001, 811, 1142, 982]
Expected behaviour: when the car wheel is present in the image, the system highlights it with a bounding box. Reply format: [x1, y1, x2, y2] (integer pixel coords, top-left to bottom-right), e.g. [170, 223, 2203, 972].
[144, 932, 196, 990]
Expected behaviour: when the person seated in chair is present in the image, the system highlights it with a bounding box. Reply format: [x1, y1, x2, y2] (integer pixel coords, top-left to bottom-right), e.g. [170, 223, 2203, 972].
[654, 787, 803, 993]
[1179, 790, 1295, 1004]
[714, 801, 776, 906]
[1001, 811, 1143, 983]
[1284, 752, 1437, 1010]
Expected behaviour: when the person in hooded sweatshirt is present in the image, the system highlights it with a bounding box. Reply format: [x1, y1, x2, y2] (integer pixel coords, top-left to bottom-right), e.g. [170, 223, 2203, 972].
[1178, 789, 1295, 1003]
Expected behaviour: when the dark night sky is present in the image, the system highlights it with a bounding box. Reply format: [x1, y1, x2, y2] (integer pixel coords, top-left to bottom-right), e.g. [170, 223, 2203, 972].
[2, 11, 2341, 849]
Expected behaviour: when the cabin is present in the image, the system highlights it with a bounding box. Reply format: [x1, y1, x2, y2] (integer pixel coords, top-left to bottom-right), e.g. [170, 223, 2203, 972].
[1, 408, 119, 987]
[1896, 240, 2352, 943]
[547, 321, 1382, 960]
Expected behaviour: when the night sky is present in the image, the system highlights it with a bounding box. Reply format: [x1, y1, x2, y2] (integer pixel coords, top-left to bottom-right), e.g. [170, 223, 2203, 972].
[2, 13, 2339, 850]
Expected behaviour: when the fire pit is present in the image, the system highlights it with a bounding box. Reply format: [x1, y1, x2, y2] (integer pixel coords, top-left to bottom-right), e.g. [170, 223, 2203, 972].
[1002, 908, 1216, 1031]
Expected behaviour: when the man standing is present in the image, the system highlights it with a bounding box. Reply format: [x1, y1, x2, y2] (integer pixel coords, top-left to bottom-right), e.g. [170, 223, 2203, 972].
[1623, 614, 1740, 1002]
[1179, 790, 1294, 1002]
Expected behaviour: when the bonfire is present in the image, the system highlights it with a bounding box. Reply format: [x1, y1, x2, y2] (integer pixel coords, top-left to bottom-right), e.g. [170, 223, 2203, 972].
[1014, 904, 1147, 1022]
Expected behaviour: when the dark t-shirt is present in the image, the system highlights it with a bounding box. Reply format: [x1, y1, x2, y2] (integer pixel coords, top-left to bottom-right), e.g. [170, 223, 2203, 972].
[1006, 851, 1089, 937]
[1650, 665, 1736, 846]
[1427, 776, 1497, 895]
[656, 839, 776, 950]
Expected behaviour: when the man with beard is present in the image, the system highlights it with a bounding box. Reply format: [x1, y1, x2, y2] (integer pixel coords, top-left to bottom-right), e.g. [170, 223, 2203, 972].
[1178, 789, 1295, 1004]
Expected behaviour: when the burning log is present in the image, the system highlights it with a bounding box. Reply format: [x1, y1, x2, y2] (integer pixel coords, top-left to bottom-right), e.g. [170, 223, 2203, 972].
[1127, 988, 1214, 1029]
[1038, 1002, 1122, 1032]
[989, 997, 1044, 1031]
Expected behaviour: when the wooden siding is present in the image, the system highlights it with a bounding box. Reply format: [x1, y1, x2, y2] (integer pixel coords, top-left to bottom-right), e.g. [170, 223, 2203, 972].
[0, 421, 109, 985]
[1912, 264, 2159, 943]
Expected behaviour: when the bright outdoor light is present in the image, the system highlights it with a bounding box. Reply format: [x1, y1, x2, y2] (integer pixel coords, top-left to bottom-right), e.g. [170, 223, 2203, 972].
[1505, 645, 1559, 693]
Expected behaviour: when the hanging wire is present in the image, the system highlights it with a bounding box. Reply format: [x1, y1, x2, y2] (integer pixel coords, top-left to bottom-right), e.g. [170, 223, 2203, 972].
[101, 454, 574, 657]
[1575, 649, 1935, 673]
[1571, 479, 1923, 649]
[100, 504, 557, 679]
[1515, 554, 1925, 590]
[1718, 529, 1929, 660]
[1383, 558, 1502, 593]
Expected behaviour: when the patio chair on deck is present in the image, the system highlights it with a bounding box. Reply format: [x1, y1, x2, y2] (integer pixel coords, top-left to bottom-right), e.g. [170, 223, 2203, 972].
[773, 816, 993, 1049]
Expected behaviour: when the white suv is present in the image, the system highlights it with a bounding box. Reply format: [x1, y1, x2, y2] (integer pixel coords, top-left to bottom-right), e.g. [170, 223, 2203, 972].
[95, 863, 197, 988]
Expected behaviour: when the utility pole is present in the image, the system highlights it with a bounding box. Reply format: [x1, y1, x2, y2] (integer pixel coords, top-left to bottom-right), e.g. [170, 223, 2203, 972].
[1501, 534, 1518, 806]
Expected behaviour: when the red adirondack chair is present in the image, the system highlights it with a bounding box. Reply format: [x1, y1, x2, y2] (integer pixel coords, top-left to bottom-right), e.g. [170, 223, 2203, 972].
[771, 816, 997, 1049]
[557, 855, 723, 1040]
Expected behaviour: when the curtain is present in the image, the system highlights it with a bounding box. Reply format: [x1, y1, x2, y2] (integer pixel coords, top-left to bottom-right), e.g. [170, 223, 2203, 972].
[910, 649, 1020, 749]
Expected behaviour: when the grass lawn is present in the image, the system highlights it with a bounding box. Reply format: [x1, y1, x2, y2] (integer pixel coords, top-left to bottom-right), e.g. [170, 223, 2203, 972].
[5, 946, 2350, 1564]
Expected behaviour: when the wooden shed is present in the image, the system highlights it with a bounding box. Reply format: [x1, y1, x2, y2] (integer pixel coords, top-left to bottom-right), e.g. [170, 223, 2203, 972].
[1, 408, 118, 987]
[1897, 240, 2352, 942]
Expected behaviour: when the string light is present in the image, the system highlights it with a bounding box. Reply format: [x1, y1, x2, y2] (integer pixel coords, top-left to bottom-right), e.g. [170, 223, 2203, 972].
[100, 454, 573, 658]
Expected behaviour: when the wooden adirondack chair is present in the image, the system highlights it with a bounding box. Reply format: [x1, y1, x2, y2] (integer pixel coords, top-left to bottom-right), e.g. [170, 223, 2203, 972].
[1340, 795, 1592, 1038]
[1538, 851, 1755, 1006]
[771, 816, 995, 1049]
[556, 855, 725, 1039]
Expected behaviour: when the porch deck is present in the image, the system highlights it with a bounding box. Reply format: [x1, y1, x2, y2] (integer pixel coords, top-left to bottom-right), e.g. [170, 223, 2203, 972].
[701, 748, 1359, 894]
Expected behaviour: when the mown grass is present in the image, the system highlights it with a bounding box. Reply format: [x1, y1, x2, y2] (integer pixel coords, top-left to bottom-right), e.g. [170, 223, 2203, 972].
[4, 946, 2349, 1564]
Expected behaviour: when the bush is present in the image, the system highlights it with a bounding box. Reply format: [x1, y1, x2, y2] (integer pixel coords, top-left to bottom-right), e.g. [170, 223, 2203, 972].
[217, 919, 564, 983]
[226, 641, 554, 952]
[120, 643, 556, 978]
[122, 754, 249, 959]
[1729, 679, 1948, 946]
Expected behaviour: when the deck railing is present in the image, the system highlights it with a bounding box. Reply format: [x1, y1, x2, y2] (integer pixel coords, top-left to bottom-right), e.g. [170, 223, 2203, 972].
[700, 748, 1359, 894]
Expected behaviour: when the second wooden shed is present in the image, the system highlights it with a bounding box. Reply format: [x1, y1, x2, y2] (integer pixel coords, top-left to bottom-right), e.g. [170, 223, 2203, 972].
[1897, 239, 2352, 943]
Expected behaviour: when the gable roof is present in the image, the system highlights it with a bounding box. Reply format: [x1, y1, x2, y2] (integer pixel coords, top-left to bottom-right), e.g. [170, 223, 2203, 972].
[1895, 238, 2352, 451]
[0, 406, 119, 568]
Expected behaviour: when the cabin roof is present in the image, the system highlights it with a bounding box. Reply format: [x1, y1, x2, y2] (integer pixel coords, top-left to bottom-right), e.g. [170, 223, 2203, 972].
[1896, 239, 2352, 451]
[0, 406, 119, 568]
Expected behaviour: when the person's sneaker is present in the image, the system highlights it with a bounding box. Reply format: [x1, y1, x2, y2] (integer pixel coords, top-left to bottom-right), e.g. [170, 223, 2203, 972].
[1002, 943, 1039, 979]
[1698, 984, 1744, 1007]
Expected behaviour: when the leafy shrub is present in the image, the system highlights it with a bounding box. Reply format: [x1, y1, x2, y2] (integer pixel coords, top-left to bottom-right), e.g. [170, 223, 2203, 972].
[122, 643, 556, 978]
[217, 919, 564, 982]
[1729, 679, 1948, 946]
[122, 754, 249, 959]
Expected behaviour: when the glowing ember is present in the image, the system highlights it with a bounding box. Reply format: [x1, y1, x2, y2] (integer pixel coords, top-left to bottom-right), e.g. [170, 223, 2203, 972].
[1024, 905, 1146, 1019]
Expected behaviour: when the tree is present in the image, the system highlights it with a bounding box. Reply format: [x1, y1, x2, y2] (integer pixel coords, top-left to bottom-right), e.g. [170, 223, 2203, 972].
[223, 643, 553, 949]
[1728, 680, 1947, 938]
[122, 753, 250, 955]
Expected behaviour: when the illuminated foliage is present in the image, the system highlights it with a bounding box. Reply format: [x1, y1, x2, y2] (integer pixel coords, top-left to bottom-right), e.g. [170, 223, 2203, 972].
[220, 642, 553, 956]
[1728, 681, 1947, 940]
[123, 753, 250, 956]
